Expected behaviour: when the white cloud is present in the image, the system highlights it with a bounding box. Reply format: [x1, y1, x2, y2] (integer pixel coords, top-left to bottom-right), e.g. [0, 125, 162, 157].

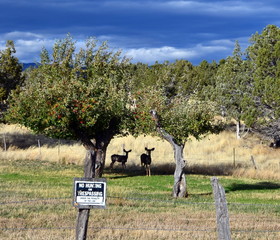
[159, 1, 279, 16]
[0, 32, 55, 62]
[2, 0, 278, 17]
[0, 31, 242, 64]
[95, 0, 279, 16]
[3, 31, 44, 40]
[124, 43, 231, 64]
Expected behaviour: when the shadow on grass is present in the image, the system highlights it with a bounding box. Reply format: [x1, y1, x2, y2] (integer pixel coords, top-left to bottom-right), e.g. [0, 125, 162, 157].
[104, 168, 144, 179]
[105, 162, 238, 178]
[226, 182, 280, 192]
[189, 192, 213, 197]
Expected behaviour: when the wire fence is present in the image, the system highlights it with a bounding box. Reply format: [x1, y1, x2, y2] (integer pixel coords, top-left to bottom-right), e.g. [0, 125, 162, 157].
[1, 195, 279, 239]
[0, 133, 279, 239]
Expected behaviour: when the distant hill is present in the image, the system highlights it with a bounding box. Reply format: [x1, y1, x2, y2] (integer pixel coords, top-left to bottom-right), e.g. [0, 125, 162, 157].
[22, 63, 38, 70]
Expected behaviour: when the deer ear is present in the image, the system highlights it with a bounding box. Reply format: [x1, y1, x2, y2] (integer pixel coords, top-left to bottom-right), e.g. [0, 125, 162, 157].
[152, 148, 155, 151]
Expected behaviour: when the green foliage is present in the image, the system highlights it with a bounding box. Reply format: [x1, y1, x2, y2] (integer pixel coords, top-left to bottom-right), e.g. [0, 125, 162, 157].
[0, 40, 24, 102]
[5, 24, 280, 146]
[131, 87, 221, 145]
[247, 25, 280, 117]
[6, 35, 133, 140]
[214, 41, 258, 127]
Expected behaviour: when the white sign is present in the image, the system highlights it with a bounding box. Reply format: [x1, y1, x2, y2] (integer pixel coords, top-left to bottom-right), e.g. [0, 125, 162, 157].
[73, 178, 107, 209]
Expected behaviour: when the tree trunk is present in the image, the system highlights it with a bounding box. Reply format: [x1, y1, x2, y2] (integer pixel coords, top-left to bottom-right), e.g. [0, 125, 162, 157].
[76, 146, 96, 240]
[150, 110, 188, 197]
[172, 143, 187, 198]
[236, 120, 241, 139]
[75, 132, 113, 239]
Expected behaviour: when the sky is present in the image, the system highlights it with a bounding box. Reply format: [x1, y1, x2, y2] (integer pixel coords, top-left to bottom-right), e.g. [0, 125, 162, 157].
[0, 0, 279, 65]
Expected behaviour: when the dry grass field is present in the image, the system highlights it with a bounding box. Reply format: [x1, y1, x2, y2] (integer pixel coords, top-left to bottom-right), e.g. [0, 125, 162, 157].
[0, 124, 279, 239]
[0, 124, 279, 180]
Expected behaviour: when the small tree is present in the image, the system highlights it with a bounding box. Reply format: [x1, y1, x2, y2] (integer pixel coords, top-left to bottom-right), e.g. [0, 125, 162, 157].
[6, 35, 135, 238]
[214, 41, 257, 139]
[133, 88, 221, 197]
[246, 25, 280, 139]
[7, 36, 134, 177]
[247, 25, 280, 117]
[0, 40, 24, 119]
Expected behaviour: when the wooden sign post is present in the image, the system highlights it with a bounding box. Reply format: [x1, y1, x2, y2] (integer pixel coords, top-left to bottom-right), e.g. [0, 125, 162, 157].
[73, 177, 107, 240]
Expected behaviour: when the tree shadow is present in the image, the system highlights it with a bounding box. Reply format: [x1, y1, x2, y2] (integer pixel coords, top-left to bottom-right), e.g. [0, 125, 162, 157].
[189, 192, 213, 197]
[0, 132, 78, 149]
[104, 168, 143, 179]
[226, 182, 280, 192]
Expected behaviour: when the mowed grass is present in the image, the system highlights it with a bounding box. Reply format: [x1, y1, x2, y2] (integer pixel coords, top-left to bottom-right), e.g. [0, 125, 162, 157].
[0, 158, 279, 240]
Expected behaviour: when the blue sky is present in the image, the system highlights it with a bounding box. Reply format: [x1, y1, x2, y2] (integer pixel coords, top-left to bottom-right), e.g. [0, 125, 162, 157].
[0, 0, 279, 65]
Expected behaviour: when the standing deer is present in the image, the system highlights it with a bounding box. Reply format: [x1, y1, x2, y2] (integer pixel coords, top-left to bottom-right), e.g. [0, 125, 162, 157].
[110, 149, 132, 169]
[140, 147, 155, 176]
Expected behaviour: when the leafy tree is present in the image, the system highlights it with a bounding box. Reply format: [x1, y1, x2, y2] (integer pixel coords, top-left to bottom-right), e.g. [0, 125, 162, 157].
[214, 41, 257, 138]
[193, 60, 219, 99]
[132, 87, 221, 197]
[130, 60, 197, 98]
[6, 35, 138, 238]
[246, 25, 280, 140]
[0, 40, 24, 118]
[128, 59, 222, 197]
[150, 60, 196, 98]
[247, 25, 280, 117]
[7, 35, 133, 178]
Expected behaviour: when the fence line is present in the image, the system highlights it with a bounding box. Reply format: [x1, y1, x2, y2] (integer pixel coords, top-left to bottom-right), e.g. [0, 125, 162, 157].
[1, 195, 279, 208]
[1, 135, 278, 164]
[1, 195, 280, 208]
[1, 196, 279, 238]
[0, 226, 217, 233]
[1, 226, 279, 234]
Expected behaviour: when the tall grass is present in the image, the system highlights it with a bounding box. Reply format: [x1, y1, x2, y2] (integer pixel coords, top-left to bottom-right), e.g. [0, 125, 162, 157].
[0, 124, 279, 180]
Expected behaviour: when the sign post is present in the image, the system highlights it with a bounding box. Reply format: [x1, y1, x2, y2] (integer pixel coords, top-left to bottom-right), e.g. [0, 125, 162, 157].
[74, 177, 107, 240]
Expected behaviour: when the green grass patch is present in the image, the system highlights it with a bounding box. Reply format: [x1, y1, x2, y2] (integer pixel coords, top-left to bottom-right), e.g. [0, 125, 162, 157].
[1, 158, 279, 240]
[1, 159, 279, 204]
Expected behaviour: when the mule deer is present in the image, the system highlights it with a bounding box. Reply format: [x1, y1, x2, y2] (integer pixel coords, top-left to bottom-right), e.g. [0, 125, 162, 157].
[140, 147, 155, 176]
[110, 149, 132, 169]
[269, 138, 280, 148]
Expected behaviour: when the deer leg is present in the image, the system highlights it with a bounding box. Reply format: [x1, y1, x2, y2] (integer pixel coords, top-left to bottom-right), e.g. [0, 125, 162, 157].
[122, 162, 126, 169]
[147, 165, 151, 176]
[145, 165, 148, 176]
[110, 161, 115, 170]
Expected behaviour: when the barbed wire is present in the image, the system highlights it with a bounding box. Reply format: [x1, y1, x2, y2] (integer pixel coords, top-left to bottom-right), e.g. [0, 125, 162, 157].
[0, 197, 70, 205]
[0, 196, 279, 237]
[1, 226, 279, 234]
[0, 195, 279, 208]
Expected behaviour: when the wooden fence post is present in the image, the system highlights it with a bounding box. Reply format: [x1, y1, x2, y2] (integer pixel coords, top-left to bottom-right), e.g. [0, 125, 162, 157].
[233, 148, 236, 168]
[38, 139, 42, 159]
[3, 134, 7, 151]
[76, 150, 96, 240]
[211, 177, 231, 240]
[250, 156, 257, 170]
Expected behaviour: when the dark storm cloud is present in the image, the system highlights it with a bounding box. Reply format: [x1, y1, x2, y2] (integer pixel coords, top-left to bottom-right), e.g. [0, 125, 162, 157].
[0, 0, 279, 64]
